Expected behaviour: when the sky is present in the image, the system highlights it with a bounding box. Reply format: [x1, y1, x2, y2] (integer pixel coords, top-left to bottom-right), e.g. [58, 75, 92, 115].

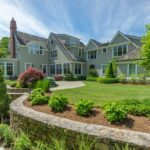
[0, 0, 150, 44]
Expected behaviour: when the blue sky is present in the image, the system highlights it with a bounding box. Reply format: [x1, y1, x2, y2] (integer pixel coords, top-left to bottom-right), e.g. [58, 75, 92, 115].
[0, 0, 150, 44]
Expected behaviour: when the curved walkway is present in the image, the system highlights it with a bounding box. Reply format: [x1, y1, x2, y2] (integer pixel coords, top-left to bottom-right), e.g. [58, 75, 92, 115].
[50, 81, 85, 91]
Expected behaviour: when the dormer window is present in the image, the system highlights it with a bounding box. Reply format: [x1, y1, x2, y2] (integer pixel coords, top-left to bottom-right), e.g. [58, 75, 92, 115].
[29, 44, 44, 55]
[102, 48, 107, 54]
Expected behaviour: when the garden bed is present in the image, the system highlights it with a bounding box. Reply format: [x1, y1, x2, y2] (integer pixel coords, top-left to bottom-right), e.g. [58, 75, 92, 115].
[23, 99, 150, 133]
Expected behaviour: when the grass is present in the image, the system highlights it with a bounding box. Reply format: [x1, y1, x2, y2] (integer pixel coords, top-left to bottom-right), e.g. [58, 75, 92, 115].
[52, 81, 150, 106]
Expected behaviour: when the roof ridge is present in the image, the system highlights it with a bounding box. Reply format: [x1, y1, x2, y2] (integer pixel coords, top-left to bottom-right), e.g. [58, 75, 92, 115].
[124, 34, 141, 39]
[16, 31, 47, 40]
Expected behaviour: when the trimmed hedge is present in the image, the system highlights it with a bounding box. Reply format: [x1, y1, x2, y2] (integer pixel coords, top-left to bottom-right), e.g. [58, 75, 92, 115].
[86, 77, 98, 81]
[97, 78, 119, 84]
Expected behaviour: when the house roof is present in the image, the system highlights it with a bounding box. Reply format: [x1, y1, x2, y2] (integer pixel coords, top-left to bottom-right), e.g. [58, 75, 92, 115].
[56, 33, 80, 40]
[51, 33, 85, 62]
[124, 34, 142, 46]
[118, 48, 141, 61]
[14, 31, 48, 45]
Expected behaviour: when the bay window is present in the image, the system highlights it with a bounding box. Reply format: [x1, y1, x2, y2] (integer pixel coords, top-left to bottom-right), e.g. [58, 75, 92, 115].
[56, 64, 62, 74]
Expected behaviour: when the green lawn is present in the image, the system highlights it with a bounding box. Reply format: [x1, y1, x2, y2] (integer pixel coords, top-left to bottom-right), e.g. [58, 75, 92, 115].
[52, 81, 150, 106]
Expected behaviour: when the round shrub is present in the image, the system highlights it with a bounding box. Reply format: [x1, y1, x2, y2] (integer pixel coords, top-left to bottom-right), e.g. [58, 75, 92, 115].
[103, 102, 127, 123]
[31, 95, 49, 105]
[88, 69, 98, 77]
[54, 74, 64, 81]
[49, 95, 68, 112]
[9, 81, 18, 87]
[75, 99, 94, 116]
[28, 88, 44, 101]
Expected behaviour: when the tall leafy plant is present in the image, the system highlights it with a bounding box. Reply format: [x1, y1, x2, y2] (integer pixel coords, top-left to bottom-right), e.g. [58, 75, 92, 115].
[0, 67, 10, 120]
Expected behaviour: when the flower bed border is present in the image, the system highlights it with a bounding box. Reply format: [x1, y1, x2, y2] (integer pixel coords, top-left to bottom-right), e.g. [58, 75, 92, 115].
[10, 94, 150, 150]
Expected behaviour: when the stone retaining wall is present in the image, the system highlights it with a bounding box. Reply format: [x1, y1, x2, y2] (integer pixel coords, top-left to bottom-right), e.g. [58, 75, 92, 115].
[10, 95, 150, 150]
[7, 87, 29, 93]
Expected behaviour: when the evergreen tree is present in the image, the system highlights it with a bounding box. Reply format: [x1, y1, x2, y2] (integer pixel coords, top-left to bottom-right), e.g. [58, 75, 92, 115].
[106, 62, 115, 78]
[0, 67, 10, 121]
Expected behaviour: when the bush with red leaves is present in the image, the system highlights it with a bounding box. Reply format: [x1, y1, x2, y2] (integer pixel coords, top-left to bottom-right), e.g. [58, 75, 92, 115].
[18, 67, 44, 87]
[54, 74, 64, 81]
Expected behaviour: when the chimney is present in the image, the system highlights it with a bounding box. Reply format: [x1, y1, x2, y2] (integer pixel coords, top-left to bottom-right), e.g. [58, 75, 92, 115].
[10, 17, 17, 58]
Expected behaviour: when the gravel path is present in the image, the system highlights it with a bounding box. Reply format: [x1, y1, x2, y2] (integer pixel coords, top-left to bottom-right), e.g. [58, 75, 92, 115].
[50, 81, 85, 91]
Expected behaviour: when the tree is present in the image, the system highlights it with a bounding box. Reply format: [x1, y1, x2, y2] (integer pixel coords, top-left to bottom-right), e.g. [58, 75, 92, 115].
[106, 62, 115, 78]
[0, 67, 10, 121]
[140, 25, 150, 71]
[0, 37, 9, 58]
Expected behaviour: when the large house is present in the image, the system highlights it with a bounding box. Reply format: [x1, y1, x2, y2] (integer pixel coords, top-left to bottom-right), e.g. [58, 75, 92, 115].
[0, 18, 146, 79]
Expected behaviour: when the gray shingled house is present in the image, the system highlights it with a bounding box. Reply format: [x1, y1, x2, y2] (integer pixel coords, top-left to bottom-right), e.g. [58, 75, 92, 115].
[0, 18, 146, 79]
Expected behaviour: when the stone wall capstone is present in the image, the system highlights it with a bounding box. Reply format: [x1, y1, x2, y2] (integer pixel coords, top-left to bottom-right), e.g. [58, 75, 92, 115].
[10, 94, 150, 150]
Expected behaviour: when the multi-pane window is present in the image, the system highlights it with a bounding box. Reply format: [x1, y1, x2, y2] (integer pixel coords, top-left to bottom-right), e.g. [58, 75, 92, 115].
[50, 50, 57, 58]
[101, 64, 106, 76]
[25, 63, 31, 70]
[88, 51, 96, 59]
[102, 48, 107, 54]
[75, 64, 81, 74]
[6, 63, 13, 76]
[63, 63, 70, 74]
[50, 64, 55, 75]
[56, 64, 62, 74]
[128, 64, 137, 76]
[113, 45, 127, 56]
[29, 45, 44, 55]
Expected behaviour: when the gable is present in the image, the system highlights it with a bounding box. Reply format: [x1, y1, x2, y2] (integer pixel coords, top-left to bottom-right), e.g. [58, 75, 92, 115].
[86, 40, 98, 50]
[111, 32, 129, 45]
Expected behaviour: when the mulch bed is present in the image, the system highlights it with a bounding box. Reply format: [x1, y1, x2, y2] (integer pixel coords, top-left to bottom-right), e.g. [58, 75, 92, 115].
[24, 100, 150, 133]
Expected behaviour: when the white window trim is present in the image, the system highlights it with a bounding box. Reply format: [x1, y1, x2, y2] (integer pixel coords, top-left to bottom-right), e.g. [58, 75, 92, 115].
[29, 47, 44, 55]
[42, 64, 48, 75]
[101, 64, 107, 76]
[87, 50, 97, 60]
[25, 63, 32, 71]
[102, 48, 107, 54]
[5, 62, 14, 77]
[49, 64, 55, 75]
[112, 44, 128, 57]
[56, 64, 62, 74]
[50, 50, 57, 58]
[75, 63, 82, 75]
[127, 63, 137, 76]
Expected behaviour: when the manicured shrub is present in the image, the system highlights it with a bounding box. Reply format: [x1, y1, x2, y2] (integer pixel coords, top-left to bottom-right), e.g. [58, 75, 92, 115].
[77, 75, 86, 81]
[64, 71, 76, 81]
[103, 102, 127, 123]
[36, 79, 50, 92]
[75, 99, 94, 116]
[13, 132, 32, 150]
[49, 95, 68, 112]
[9, 80, 17, 87]
[18, 67, 44, 88]
[45, 76, 56, 87]
[88, 69, 98, 77]
[0, 67, 10, 119]
[106, 62, 115, 78]
[98, 77, 119, 84]
[54, 74, 64, 81]
[118, 74, 126, 84]
[0, 124, 14, 147]
[15, 81, 22, 88]
[28, 88, 44, 101]
[86, 77, 98, 81]
[31, 95, 49, 106]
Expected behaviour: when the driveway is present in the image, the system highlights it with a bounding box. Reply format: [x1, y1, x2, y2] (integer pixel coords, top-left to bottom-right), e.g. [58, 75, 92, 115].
[50, 81, 85, 91]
